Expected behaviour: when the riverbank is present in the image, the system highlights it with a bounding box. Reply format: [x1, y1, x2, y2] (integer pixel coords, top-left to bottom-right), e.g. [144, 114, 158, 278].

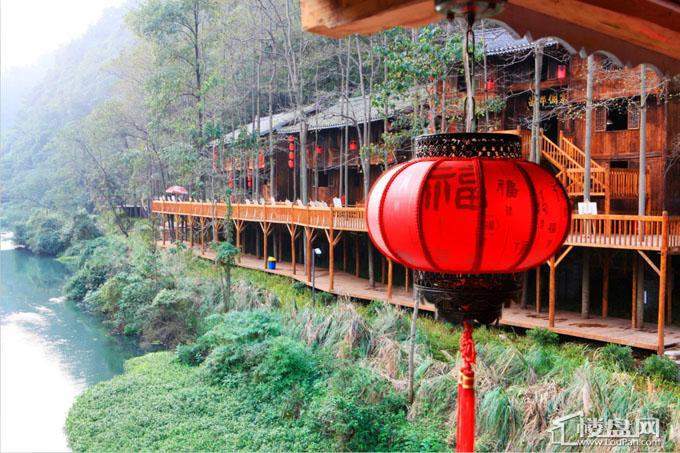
[63, 229, 680, 451]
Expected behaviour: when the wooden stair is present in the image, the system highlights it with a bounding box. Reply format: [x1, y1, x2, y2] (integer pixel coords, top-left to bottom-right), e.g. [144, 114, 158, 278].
[539, 133, 607, 198]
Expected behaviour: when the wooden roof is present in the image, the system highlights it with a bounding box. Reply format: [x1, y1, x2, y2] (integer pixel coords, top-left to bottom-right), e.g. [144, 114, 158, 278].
[300, 0, 680, 74]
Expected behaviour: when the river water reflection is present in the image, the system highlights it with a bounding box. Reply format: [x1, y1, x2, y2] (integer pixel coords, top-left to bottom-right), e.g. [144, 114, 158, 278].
[0, 233, 138, 451]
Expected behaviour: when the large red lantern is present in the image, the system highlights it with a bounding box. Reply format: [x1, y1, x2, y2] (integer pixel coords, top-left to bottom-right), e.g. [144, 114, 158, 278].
[367, 156, 569, 274]
[366, 132, 569, 453]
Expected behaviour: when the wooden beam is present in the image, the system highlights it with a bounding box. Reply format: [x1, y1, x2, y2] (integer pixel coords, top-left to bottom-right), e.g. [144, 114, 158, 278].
[387, 259, 394, 299]
[637, 250, 660, 276]
[602, 251, 610, 319]
[300, 0, 680, 73]
[548, 256, 556, 328]
[354, 235, 360, 278]
[632, 258, 638, 329]
[658, 211, 668, 355]
[555, 245, 574, 267]
[535, 266, 541, 314]
[324, 228, 342, 291]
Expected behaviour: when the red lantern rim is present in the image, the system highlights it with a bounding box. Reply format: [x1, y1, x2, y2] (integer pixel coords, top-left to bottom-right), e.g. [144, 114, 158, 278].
[367, 157, 571, 274]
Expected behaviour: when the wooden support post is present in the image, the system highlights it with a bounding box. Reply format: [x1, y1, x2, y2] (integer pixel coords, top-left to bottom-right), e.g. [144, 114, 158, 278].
[288, 225, 297, 275]
[324, 228, 342, 291]
[535, 266, 541, 313]
[200, 218, 205, 251]
[548, 256, 556, 328]
[604, 168, 611, 215]
[174, 214, 179, 242]
[667, 259, 673, 327]
[260, 222, 271, 269]
[305, 227, 313, 282]
[234, 220, 243, 263]
[354, 235, 360, 278]
[636, 255, 645, 330]
[213, 218, 218, 243]
[632, 257, 638, 329]
[581, 248, 590, 319]
[162, 214, 166, 245]
[658, 211, 668, 355]
[189, 216, 194, 247]
[387, 259, 393, 299]
[342, 236, 348, 271]
[602, 251, 610, 319]
[404, 266, 409, 291]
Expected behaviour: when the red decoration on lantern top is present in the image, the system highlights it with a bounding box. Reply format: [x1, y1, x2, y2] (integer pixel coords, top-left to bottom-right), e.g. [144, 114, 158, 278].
[557, 64, 567, 80]
[349, 140, 358, 151]
[366, 157, 570, 274]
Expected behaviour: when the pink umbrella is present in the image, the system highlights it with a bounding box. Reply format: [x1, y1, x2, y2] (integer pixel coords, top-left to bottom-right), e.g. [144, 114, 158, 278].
[165, 185, 188, 195]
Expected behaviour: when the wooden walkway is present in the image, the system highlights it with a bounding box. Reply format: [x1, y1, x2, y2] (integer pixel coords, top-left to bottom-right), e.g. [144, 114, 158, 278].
[161, 241, 680, 351]
[501, 305, 680, 350]
[160, 242, 435, 312]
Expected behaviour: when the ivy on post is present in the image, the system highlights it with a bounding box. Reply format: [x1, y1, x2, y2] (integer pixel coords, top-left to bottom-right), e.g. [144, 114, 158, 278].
[211, 188, 239, 310]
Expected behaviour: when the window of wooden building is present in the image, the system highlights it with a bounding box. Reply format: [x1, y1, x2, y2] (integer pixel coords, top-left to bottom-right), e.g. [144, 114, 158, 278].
[627, 105, 640, 130]
[595, 107, 607, 131]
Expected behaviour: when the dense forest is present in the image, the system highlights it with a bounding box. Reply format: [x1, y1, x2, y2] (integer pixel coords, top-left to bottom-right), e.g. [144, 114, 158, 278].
[0, 0, 503, 238]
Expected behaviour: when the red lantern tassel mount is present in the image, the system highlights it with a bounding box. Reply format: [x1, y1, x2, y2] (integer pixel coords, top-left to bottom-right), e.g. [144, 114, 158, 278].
[456, 321, 476, 452]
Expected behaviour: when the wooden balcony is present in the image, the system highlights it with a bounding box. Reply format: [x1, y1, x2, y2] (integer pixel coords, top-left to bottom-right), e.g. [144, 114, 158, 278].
[152, 200, 677, 353]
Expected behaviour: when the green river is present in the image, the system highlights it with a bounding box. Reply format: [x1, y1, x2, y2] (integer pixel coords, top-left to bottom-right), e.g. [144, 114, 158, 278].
[0, 233, 139, 451]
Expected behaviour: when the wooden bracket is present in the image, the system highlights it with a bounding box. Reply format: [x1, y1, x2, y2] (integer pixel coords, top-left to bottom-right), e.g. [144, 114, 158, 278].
[638, 250, 660, 276]
[555, 245, 574, 267]
[324, 229, 343, 247]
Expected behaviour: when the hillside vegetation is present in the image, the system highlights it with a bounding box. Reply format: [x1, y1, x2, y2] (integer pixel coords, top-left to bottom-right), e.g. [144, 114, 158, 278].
[64, 227, 680, 451]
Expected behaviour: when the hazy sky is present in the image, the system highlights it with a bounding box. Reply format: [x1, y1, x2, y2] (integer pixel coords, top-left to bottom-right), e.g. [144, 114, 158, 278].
[1, 0, 126, 73]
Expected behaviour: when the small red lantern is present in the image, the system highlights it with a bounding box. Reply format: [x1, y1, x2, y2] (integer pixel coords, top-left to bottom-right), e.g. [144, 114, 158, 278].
[315, 145, 323, 154]
[557, 64, 567, 80]
[288, 135, 295, 151]
[349, 140, 358, 151]
[288, 160, 294, 169]
[485, 79, 495, 91]
[258, 150, 265, 169]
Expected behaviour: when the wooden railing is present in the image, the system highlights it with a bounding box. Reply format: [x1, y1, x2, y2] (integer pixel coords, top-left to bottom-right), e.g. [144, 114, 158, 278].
[153, 201, 679, 252]
[609, 168, 642, 200]
[563, 168, 607, 196]
[560, 135, 604, 171]
[152, 200, 367, 232]
[566, 213, 678, 251]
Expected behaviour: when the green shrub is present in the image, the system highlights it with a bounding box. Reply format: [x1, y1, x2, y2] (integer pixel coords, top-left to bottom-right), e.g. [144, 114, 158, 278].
[138, 288, 197, 347]
[67, 211, 101, 241]
[641, 355, 678, 382]
[310, 365, 407, 451]
[253, 337, 320, 391]
[599, 344, 635, 372]
[64, 261, 114, 302]
[526, 328, 559, 346]
[178, 310, 282, 368]
[315, 291, 335, 305]
[292, 281, 308, 293]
